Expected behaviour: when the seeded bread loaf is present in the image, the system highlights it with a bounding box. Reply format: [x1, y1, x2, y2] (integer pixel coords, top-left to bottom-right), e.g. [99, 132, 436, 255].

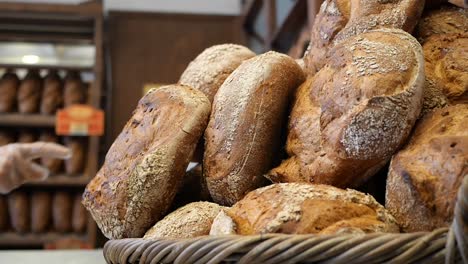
[179, 44, 256, 102]
[268, 29, 424, 188]
[8, 191, 30, 233]
[83, 85, 211, 239]
[18, 70, 42, 113]
[204, 51, 305, 206]
[386, 104, 467, 232]
[144, 202, 226, 239]
[52, 191, 72, 232]
[0, 71, 19, 113]
[416, 6, 467, 42]
[210, 183, 399, 236]
[40, 71, 63, 114]
[40, 132, 63, 174]
[31, 191, 52, 233]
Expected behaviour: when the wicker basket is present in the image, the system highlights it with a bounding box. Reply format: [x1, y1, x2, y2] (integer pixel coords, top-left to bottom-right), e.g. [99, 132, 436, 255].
[103, 176, 467, 264]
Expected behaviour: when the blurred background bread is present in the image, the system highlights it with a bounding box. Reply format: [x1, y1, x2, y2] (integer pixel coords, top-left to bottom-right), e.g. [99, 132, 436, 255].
[0, 70, 20, 113]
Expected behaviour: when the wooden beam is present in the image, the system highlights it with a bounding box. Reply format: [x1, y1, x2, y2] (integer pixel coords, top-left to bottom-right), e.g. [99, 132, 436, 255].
[0, 0, 102, 17]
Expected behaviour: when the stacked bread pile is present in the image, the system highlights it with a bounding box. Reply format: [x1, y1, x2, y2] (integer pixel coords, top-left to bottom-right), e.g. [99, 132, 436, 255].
[83, 0, 467, 240]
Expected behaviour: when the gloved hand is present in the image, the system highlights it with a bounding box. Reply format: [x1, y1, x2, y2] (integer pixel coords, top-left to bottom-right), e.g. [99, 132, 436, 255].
[0, 142, 71, 194]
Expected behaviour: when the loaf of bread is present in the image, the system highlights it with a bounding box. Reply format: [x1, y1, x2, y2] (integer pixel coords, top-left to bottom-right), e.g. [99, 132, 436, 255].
[0, 195, 8, 231]
[204, 52, 304, 206]
[144, 202, 226, 239]
[8, 191, 30, 233]
[83, 85, 211, 239]
[416, 6, 467, 42]
[31, 191, 52, 233]
[0, 71, 19, 113]
[172, 164, 211, 209]
[40, 132, 63, 174]
[64, 137, 85, 174]
[268, 29, 424, 189]
[386, 104, 467, 232]
[52, 191, 72, 232]
[179, 44, 256, 102]
[305, 0, 423, 74]
[423, 33, 467, 101]
[421, 78, 449, 116]
[18, 70, 42, 113]
[72, 193, 87, 233]
[64, 71, 85, 106]
[210, 183, 399, 236]
[40, 70, 63, 114]
[0, 131, 15, 146]
[18, 130, 37, 143]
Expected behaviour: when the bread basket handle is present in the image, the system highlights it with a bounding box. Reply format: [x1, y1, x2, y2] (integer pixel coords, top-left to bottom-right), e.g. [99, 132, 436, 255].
[446, 175, 468, 263]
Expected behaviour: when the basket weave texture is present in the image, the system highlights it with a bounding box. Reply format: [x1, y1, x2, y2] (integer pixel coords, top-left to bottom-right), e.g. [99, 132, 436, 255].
[103, 176, 468, 264]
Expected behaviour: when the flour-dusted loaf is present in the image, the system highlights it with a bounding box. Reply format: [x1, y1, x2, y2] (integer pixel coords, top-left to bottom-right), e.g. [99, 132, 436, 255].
[416, 6, 467, 42]
[423, 33, 467, 101]
[40, 132, 63, 174]
[52, 191, 72, 232]
[204, 51, 305, 206]
[210, 183, 399, 236]
[179, 44, 256, 102]
[64, 71, 86, 106]
[31, 191, 52, 233]
[0, 71, 19, 113]
[40, 70, 63, 114]
[305, 0, 423, 74]
[386, 104, 467, 232]
[268, 29, 424, 188]
[144, 202, 226, 239]
[83, 85, 211, 239]
[72, 193, 87, 233]
[8, 191, 30, 233]
[18, 70, 42, 113]
[64, 137, 86, 174]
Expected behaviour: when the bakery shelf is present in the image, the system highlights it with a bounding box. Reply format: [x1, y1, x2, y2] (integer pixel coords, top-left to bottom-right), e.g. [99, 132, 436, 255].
[0, 232, 87, 247]
[0, 63, 94, 72]
[24, 174, 91, 187]
[0, 113, 55, 127]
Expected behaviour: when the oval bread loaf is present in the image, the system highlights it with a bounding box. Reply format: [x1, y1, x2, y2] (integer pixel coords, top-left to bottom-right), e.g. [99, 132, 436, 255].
[210, 183, 399, 236]
[52, 191, 73, 232]
[144, 202, 226, 239]
[8, 191, 30, 233]
[18, 70, 42, 114]
[72, 193, 87, 233]
[204, 51, 305, 206]
[0, 71, 20, 113]
[31, 191, 52, 233]
[64, 71, 85, 106]
[83, 85, 211, 239]
[40, 71, 63, 114]
[386, 104, 467, 232]
[268, 28, 424, 188]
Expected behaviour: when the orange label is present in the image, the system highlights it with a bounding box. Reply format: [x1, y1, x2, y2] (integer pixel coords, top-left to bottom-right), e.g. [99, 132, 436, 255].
[56, 105, 104, 136]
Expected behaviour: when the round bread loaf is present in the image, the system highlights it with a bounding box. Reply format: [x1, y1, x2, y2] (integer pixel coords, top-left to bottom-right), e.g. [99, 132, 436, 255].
[423, 33, 468, 101]
[144, 202, 226, 239]
[179, 44, 255, 103]
[31, 191, 52, 233]
[204, 51, 305, 206]
[416, 6, 467, 42]
[305, 0, 423, 74]
[0, 71, 19, 113]
[83, 85, 211, 239]
[40, 132, 63, 174]
[268, 28, 424, 189]
[386, 104, 467, 232]
[210, 183, 399, 236]
[40, 70, 63, 114]
[18, 70, 42, 114]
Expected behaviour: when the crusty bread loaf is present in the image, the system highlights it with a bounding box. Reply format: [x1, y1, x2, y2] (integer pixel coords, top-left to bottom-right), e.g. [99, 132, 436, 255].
[52, 191, 72, 233]
[268, 29, 424, 189]
[64, 71, 85, 107]
[18, 70, 42, 113]
[204, 51, 305, 206]
[72, 193, 87, 233]
[64, 137, 85, 174]
[40, 70, 63, 114]
[83, 85, 211, 239]
[386, 104, 467, 232]
[144, 202, 226, 239]
[0, 195, 8, 231]
[0, 71, 19, 113]
[416, 6, 467, 42]
[8, 191, 30, 233]
[421, 78, 449, 116]
[31, 191, 52, 233]
[210, 183, 399, 236]
[423, 33, 467, 101]
[40, 132, 63, 174]
[305, 0, 423, 74]
[179, 44, 256, 102]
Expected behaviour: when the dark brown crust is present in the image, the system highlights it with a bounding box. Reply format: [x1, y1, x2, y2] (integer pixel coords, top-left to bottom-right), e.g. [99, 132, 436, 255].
[63, 71, 86, 106]
[416, 6, 467, 42]
[64, 137, 86, 174]
[386, 104, 467, 232]
[268, 29, 424, 189]
[18, 70, 42, 114]
[83, 85, 211, 239]
[0, 131, 15, 146]
[72, 193, 87, 233]
[31, 191, 52, 233]
[52, 191, 72, 233]
[204, 51, 305, 206]
[0, 71, 19, 113]
[8, 192, 30, 233]
[40, 71, 63, 114]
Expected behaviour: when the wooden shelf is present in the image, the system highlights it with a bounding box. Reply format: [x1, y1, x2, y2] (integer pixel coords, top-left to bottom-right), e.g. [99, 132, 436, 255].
[0, 113, 55, 127]
[0, 232, 87, 247]
[0, 63, 94, 72]
[25, 174, 91, 187]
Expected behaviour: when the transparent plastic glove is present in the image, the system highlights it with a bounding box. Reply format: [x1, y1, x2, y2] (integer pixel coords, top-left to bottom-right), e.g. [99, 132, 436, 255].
[448, 0, 467, 8]
[0, 142, 71, 194]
